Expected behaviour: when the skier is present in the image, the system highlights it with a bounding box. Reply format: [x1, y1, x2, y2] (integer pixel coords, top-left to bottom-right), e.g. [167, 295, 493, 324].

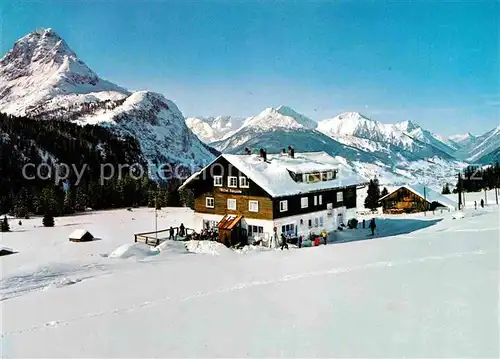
[179, 223, 186, 237]
[369, 218, 376, 236]
[322, 230, 327, 245]
[280, 233, 289, 250]
[18, 220, 22, 226]
[474, 201, 477, 210]
[298, 235, 302, 248]
[169, 226, 174, 240]
[362, 219, 366, 228]
[480, 199, 484, 208]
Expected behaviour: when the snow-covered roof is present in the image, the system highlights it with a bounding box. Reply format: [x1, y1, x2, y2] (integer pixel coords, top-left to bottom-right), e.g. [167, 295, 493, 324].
[379, 184, 457, 209]
[68, 229, 93, 239]
[180, 151, 368, 197]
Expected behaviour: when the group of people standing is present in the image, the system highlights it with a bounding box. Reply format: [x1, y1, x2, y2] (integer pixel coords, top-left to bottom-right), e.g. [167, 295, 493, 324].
[280, 230, 329, 250]
[168, 223, 186, 240]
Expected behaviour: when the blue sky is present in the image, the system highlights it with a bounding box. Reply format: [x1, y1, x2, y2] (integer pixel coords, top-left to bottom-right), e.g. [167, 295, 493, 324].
[1, 0, 499, 136]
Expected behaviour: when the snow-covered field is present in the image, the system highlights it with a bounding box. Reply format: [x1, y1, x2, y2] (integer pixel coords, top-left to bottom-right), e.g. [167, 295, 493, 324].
[0, 194, 498, 357]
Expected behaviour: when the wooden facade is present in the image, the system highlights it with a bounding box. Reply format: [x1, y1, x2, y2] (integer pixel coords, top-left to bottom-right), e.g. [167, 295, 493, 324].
[191, 157, 274, 220]
[380, 187, 433, 213]
[187, 156, 357, 221]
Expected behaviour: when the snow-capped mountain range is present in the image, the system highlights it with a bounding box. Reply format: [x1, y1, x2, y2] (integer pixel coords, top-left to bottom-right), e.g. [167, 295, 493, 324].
[1, 28, 497, 187]
[0, 28, 216, 170]
[188, 108, 499, 188]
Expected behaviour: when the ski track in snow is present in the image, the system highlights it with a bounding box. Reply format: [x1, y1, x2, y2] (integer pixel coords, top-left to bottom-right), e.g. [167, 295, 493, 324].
[0, 263, 111, 301]
[1, 248, 487, 338]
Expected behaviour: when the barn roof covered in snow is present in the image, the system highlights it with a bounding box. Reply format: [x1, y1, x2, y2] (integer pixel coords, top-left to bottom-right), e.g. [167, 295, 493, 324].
[68, 229, 93, 240]
[180, 151, 368, 197]
[379, 184, 457, 209]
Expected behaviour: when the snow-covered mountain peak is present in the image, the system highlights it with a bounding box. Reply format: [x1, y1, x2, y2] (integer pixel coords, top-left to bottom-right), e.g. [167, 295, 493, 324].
[334, 111, 372, 122]
[2, 28, 83, 79]
[317, 112, 460, 158]
[185, 115, 245, 143]
[449, 132, 475, 143]
[242, 106, 317, 131]
[396, 120, 421, 133]
[317, 112, 394, 139]
[0, 29, 216, 169]
[0, 27, 128, 116]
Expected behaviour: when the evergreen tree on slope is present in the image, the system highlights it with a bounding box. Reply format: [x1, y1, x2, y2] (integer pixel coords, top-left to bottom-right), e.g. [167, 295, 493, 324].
[364, 178, 381, 211]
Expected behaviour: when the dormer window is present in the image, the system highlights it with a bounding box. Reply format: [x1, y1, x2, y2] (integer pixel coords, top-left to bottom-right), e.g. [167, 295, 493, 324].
[307, 173, 322, 183]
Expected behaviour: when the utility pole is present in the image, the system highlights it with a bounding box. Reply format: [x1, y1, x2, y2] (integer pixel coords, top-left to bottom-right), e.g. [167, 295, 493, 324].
[484, 188, 488, 206]
[155, 190, 158, 242]
[458, 172, 462, 210]
[424, 186, 427, 216]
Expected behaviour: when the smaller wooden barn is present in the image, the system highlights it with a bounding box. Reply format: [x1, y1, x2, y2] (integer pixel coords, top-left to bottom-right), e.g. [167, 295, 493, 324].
[69, 229, 95, 242]
[379, 184, 457, 214]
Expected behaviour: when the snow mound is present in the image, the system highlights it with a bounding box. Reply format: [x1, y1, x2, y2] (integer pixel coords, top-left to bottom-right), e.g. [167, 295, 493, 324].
[452, 211, 466, 220]
[185, 240, 234, 256]
[156, 240, 189, 254]
[108, 243, 160, 259]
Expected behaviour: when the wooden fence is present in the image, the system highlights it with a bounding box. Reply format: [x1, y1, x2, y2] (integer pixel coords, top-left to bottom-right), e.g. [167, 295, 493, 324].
[134, 227, 196, 246]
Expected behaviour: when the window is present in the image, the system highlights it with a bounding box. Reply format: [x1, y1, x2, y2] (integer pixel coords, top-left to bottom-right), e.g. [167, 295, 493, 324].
[321, 172, 328, 181]
[227, 198, 237, 210]
[228, 176, 238, 188]
[337, 191, 343, 202]
[203, 220, 217, 229]
[239, 176, 249, 188]
[319, 195, 323, 205]
[308, 219, 312, 227]
[213, 176, 223, 187]
[248, 225, 264, 237]
[307, 173, 321, 183]
[280, 200, 288, 212]
[314, 196, 318, 206]
[314, 218, 319, 227]
[327, 171, 333, 180]
[206, 197, 214, 208]
[248, 200, 259, 212]
[301, 197, 309, 208]
[281, 223, 295, 235]
[319, 217, 324, 227]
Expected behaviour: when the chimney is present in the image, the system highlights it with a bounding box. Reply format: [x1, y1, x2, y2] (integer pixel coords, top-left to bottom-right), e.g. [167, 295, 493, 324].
[288, 145, 295, 158]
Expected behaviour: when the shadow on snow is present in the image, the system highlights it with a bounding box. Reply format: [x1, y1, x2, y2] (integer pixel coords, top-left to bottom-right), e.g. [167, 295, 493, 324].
[332, 217, 442, 244]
